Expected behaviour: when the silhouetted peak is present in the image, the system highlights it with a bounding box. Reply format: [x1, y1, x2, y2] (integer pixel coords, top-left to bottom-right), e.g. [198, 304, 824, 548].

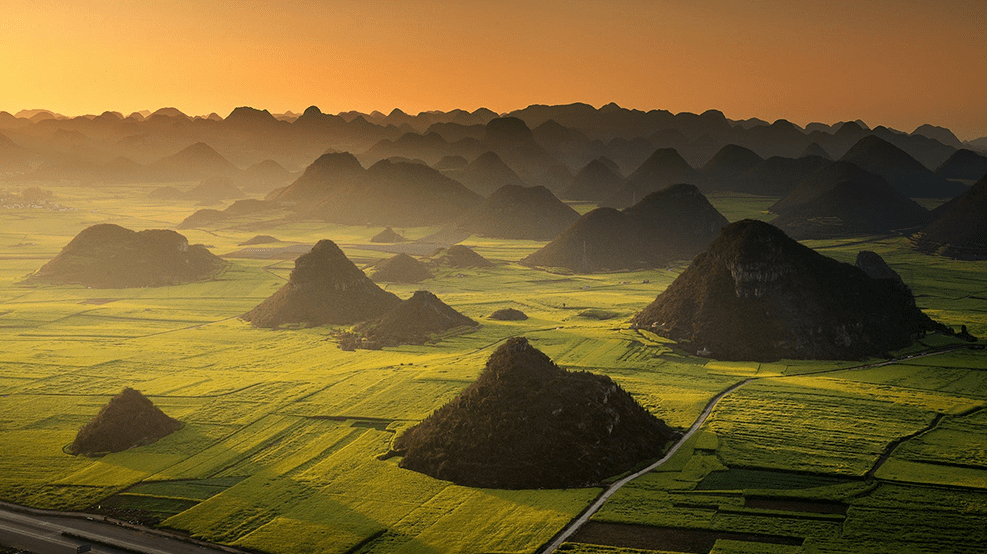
[770, 118, 799, 131]
[471, 151, 509, 167]
[800, 142, 832, 160]
[578, 158, 619, 178]
[912, 124, 963, 148]
[485, 117, 534, 143]
[535, 118, 567, 133]
[635, 148, 693, 172]
[179, 142, 222, 158]
[834, 121, 866, 136]
[699, 109, 728, 121]
[307, 151, 364, 174]
[621, 183, 716, 222]
[705, 144, 763, 169]
[303, 105, 323, 117]
[151, 107, 188, 118]
[841, 135, 925, 170]
[226, 106, 278, 124]
[434, 155, 468, 169]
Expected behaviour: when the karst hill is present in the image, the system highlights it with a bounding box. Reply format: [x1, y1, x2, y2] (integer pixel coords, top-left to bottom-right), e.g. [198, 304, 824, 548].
[631, 220, 945, 361]
[563, 157, 626, 202]
[28, 224, 226, 288]
[912, 175, 987, 260]
[368, 253, 433, 283]
[438, 184, 580, 241]
[840, 135, 968, 198]
[314, 159, 482, 226]
[445, 151, 525, 196]
[394, 337, 678, 489]
[242, 239, 400, 328]
[3, 103, 982, 206]
[270, 151, 366, 205]
[69, 388, 182, 456]
[934, 149, 987, 181]
[522, 183, 728, 272]
[427, 245, 494, 268]
[370, 227, 406, 243]
[342, 290, 477, 349]
[769, 161, 932, 239]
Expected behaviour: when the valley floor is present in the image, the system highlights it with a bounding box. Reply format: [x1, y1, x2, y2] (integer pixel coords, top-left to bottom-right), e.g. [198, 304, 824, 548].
[1, 184, 985, 554]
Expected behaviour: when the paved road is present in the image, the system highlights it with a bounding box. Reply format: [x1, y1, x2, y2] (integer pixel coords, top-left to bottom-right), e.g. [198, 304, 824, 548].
[0, 503, 237, 554]
[537, 378, 754, 554]
[538, 342, 981, 553]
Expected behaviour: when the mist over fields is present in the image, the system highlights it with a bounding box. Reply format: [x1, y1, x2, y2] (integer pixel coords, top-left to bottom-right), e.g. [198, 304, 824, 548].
[1, 100, 986, 554]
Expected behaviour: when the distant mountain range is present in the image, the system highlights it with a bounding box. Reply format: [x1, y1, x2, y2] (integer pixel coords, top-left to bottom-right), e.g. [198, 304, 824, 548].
[2, 103, 984, 203]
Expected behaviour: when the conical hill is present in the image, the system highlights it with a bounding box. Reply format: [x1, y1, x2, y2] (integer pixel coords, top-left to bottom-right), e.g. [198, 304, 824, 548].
[840, 135, 967, 198]
[699, 144, 763, 187]
[912, 176, 987, 260]
[439, 184, 579, 240]
[563, 158, 625, 201]
[370, 227, 406, 243]
[428, 245, 494, 268]
[28, 224, 225, 288]
[368, 253, 432, 283]
[69, 388, 182, 456]
[522, 183, 727, 272]
[769, 162, 932, 239]
[447, 151, 524, 196]
[242, 239, 400, 328]
[394, 337, 678, 489]
[627, 148, 700, 194]
[272, 152, 365, 204]
[632, 220, 944, 361]
[347, 290, 477, 348]
[934, 149, 987, 181]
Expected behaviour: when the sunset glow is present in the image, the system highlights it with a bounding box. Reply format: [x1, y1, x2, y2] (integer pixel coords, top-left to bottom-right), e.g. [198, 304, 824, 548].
[2, 0, 985, 138]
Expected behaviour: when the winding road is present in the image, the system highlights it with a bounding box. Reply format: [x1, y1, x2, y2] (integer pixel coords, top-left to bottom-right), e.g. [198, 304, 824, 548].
[538, 342, 981, 553]
[0, 344, 978, 554]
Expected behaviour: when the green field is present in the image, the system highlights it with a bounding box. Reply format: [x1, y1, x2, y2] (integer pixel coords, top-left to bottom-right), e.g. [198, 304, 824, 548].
[1, 183, 986, 553]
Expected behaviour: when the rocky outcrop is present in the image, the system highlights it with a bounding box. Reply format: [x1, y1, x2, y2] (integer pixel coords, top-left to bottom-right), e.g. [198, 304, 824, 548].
[632, 220, 944, 361]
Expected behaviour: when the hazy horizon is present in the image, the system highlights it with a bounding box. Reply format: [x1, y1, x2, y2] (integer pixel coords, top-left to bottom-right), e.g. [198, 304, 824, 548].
[3, 0, 986, 140]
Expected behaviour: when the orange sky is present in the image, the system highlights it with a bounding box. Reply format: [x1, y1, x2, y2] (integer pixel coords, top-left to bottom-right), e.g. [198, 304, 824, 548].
[2, 0, 985, 139]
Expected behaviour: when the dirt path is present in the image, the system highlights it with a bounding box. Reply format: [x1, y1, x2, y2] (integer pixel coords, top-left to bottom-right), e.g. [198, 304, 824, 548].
[538, 342, 982, 553]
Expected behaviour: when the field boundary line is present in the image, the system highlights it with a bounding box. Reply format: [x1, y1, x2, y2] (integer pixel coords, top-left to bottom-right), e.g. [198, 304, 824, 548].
[538, 341, 983, 553]
[538, 377, 754, 554]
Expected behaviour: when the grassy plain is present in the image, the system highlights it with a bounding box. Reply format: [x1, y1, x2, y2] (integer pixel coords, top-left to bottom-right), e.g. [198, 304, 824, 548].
[1, 184, 986, 553]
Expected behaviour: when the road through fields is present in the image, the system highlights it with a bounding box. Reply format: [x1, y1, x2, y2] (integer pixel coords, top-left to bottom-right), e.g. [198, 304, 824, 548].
[538, 342, 981, 553]
[0, 502, 241, 554]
